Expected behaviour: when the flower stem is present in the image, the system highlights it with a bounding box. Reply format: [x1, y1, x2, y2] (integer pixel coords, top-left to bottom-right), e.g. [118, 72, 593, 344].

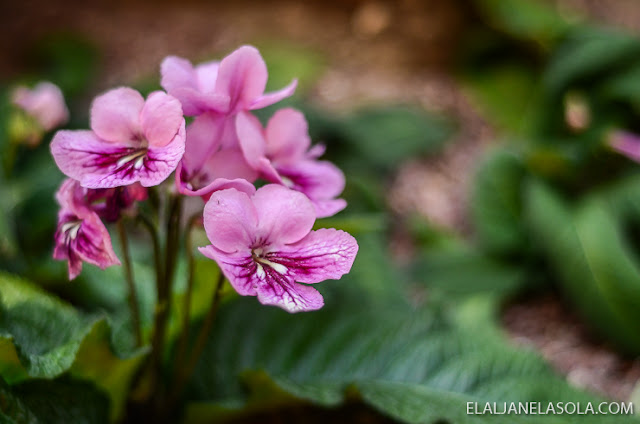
[172, 213, 201, 384]
[117, 219, 143, 347]
[168, 271, 225, 408]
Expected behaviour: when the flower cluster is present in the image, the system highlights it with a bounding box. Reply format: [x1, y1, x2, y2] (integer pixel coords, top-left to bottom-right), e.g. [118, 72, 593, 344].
[50, 45, 358, 312]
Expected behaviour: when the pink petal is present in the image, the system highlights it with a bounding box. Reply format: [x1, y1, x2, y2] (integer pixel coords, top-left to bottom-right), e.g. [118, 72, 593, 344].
[203, 188, 258, 253]
[12, 82, 69, 131]
[252, 184, 316, 245]
[183, 113, 226, 173]
[256, 279, 324, 313]
[160, 56, 198, 94]
[249, 78, 298, 111]
[198, 246, 258, 296]
[198, 245, 324, 312]
[51, 125, 185, 189]
[90, 87, 145, 144]
[195, 60, 220, 94]
[277, 228, 358, 284]
[215, 45, 268, 112]
[139, 122, 186, 187]
[610, 131, 640, 162]
[265, 108, 310, 164]
[236, 111, 267, 169]
[277, 160, 346, 218]
[140, 91, 184, 147]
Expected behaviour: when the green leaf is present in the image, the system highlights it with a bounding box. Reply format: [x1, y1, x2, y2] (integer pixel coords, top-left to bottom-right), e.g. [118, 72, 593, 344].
[184, 291, 632, 424]
[337, 106, 453, 171]
[473, 0, 571, 44]
[0, 273, 147, 421]
[524, 180, 640, 354]
[462, 64, 538, 133]
[544, 28, 640, 96]
[414, 242, 525, 297]
[471, 149, 528, 255]
[0, 376, 109, 424]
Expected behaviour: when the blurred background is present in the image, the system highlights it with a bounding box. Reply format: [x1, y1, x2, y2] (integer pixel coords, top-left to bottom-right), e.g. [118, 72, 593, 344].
[4, 0, 640, 422]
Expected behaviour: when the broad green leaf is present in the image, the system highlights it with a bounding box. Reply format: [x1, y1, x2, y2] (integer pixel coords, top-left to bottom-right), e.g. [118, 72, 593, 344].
[474, 0, 571, 45]
[471, 149, 527, 255]
[544, 28, 640, 96]
[0, 273, 147, 421]
[0, 376, 109, 424]
[414, 242, 525, 297]
[184, 292, 633, 424]
[337, 106, 453, 171]
[524, 180, 640, 354]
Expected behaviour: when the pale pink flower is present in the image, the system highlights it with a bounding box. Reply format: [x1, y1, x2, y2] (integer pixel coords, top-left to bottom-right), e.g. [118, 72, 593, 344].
[53, 179, 120, 280]
[160, 45, 297, 117]
[609, 130, 640, 162]
[199, 185, 358, 312]
[12, 81, 69, 131]
[236, 108, 347, 217]
[51, 87, 185, 189]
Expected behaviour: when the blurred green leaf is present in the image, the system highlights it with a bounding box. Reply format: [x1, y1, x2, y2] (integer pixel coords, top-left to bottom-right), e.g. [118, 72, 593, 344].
[544, 28, 640, 96]
[474, 0, 571, 45]
[472, 149, 528, 255]
[524, 179, 640, 354]
[184, 292, 630, 424]
[337, 106, 454, 171]
[463, 65, 538, 134]
[414, 242, 525, 298]
[0, 376, 109, 424]
[257, 43, 326, 94]
[0, 273, 147, 421]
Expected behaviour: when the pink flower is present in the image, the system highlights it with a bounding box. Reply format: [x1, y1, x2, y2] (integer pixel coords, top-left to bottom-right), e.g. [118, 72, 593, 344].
[12, 81, 69, 131]
[609, 130, 640, 162]
[53, 179, 120, 280]
[199, 185, 358, 313]
[236, 108, 347, 217]
[175, 114, 257, 200]
[51, 87, 185, 189]
[160, 45, 297, 117]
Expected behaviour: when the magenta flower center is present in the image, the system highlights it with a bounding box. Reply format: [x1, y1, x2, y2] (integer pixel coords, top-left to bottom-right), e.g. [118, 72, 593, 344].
[251, 246, 288, 278]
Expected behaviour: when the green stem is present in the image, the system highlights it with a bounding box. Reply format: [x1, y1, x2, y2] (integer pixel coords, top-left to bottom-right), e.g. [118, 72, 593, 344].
[168, 271, 225, 408]
[172, 214, 201, 384]
[137, 214, 164, 287]
[117, 220, 143, 347]
[149, 194, 183, 398]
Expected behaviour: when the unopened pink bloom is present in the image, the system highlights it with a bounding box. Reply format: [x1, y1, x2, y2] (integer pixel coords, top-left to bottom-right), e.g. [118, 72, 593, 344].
[199, 185, 358, 312]
[609, 130, 640, 162]
[236, 108, 346, 217]
[51, 87, 185, 189]
[161, 45, 297, 117]
[84, 183, 148, 222]
[53, 179, 120, 280]
[12, 81, 69, 131]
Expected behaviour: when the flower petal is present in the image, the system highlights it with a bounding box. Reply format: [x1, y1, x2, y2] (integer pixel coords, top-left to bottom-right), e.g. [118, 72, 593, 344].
[249, 78, 297, 111]
[215, 45, 267, 112]
[256, 279, 324, 313]
[275, 228, 358, 283]
[198, 245, 324, 312]
[140, 91, 184, 147]
[90, 87, 145, 144]
[277, 160, 346, 217]
[252, 184, 316, 245]
[198, 246, 258, 296]
[265, 107, 310, 163]
[203, 188, 258, 253]
[51, 124, 185, 189]
[160, 56, 198, 94]
[12, 82, 69, 131]
[235, 111, 266, 169]
[195, 60, 220, 94]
